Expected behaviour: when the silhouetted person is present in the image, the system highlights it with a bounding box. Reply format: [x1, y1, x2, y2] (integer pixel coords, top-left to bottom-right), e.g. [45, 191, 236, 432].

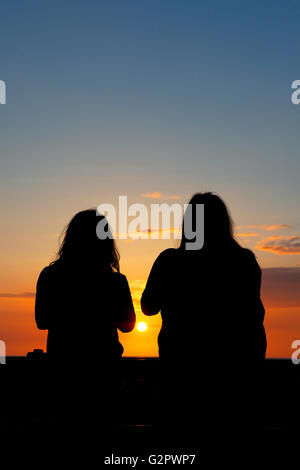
[141, 193, 266, 449]
[35, 209, 135, 361]
[35, 209, 135, 425]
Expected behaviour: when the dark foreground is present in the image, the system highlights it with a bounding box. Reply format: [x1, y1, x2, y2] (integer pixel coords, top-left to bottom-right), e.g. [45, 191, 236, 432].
[0, 357, 299, 464]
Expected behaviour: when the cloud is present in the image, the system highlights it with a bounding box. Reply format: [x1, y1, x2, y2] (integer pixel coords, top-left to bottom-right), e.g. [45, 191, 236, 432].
[0, 292, 35, 299]
[263, 224, 292, 231]
[115, 227, 181, 239]
[261, 267, 300, 308]
[142, 192, 163, 199]
[236, 224, 292, 231]
[141, 192, 181, 200]
[235, 232, 260, 238]
[256, 236, 300, 254]
[139, 227, 181, 235]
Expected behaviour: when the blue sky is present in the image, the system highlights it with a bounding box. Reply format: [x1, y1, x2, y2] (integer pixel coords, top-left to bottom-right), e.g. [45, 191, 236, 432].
[0, 0, 300, 283]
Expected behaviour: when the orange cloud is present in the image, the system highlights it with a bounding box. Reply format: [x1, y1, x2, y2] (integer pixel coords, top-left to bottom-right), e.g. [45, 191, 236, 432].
[236, 224, 292, 231]
[141, 192, 163, 199]
[0, 292, 35, 298]
[264, 224, 292, 231]
[256, 236, 300, 254]
[115, 227, 181, 239]
[141, 192, 181, 200]
[139, 227, 181, 235]
[236, 232, 260, 237]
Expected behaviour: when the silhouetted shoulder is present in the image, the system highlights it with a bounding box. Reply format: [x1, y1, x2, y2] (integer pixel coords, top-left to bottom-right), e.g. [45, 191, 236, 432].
[39, 265, 51, 277]
[111, 271, 127, 281]
[109, 271, 131, 287]
[35, 266, 59, 330]
[238, 247, 261, 271]
[141, 249, 178, 316]
[153, 248, 178, 265]
[36, 265, 56, 286]
[143, 248, 178, 275]
[36, 264, 69, 292]
[240, 247, 256, 259]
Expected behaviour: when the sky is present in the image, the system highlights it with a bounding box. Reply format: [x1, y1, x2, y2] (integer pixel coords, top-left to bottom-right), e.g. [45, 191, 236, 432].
[0, 0, 299, 358]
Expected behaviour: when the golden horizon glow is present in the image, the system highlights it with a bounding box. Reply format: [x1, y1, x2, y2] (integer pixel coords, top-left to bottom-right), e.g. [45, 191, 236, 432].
[0, 278, 299, 358]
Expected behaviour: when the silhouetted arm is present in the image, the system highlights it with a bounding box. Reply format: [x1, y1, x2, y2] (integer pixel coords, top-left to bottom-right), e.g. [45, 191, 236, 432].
[244, 251, 265, 321]
[241, 251, 267, 358]
[141, 255, 163, 316]
[113, 275, 136, 332]
[35, 268, 51, 330]
[253, 258, 267, 358]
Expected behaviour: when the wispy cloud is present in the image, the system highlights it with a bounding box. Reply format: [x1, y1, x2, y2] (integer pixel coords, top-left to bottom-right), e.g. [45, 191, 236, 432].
[263, 224, 292, 231]
[115, 227, 181, 239]
[0, 292, 35, 299]
[256, 236, 300, 254]
[139, 227, 180, 234]
[141, 192, 181, 200]
[236, 224, 292, 231]
[142, 192, 163, 199]
[235, 232, 260, 238]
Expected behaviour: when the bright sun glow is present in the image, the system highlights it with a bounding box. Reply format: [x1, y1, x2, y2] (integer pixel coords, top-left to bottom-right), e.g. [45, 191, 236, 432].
[136, 321, 148, 332]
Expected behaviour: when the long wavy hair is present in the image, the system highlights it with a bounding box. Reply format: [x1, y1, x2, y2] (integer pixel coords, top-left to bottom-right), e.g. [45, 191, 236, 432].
[51, 209, 120, 271]
[179, 192, 238, 251]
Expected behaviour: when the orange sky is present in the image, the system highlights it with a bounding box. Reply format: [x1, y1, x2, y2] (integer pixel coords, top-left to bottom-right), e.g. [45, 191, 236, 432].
[1, 275, 299, 358]
[0, 195, 299, 359]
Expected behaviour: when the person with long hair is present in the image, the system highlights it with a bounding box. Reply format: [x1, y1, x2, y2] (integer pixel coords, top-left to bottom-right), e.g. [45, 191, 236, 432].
[35, 209, 136, 362]
[141, 192, 266, 446]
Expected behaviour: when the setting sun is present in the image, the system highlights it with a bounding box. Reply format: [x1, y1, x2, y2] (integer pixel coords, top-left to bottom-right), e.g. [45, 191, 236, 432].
[136, 321, 148, 332]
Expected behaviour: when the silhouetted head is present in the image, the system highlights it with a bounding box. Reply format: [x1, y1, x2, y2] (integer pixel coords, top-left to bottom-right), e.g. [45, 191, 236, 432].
[52, 209, 120, 271]
[180, 192, 236, 251]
